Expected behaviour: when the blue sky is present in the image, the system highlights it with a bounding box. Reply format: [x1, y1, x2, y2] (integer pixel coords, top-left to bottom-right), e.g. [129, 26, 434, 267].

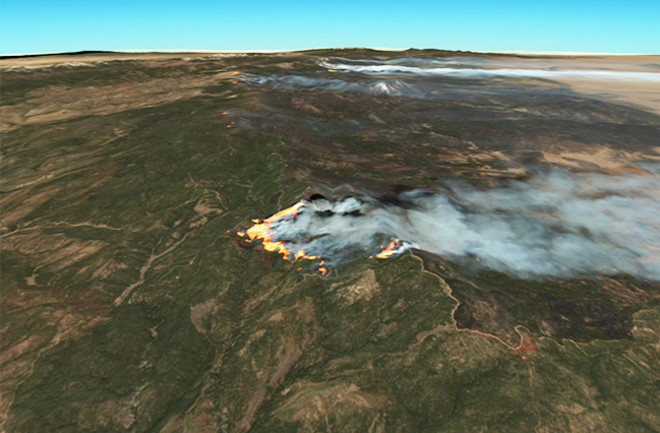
[1, 0, 659, 54]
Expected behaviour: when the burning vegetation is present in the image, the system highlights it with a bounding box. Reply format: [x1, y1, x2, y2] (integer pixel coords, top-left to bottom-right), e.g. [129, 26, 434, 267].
[236, 199, 406, 275]
[234, 166, 660, 281]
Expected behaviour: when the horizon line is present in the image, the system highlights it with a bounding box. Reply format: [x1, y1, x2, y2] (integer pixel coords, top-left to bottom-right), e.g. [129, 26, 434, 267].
[2, 47, 657, 58]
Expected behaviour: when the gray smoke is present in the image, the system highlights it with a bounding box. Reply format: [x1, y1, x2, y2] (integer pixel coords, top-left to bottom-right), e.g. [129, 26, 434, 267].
[263, 168, 660, 280]
[235, 73, 424, 97]
[323, 61, 660, 82]
[328, 56, 527, 68]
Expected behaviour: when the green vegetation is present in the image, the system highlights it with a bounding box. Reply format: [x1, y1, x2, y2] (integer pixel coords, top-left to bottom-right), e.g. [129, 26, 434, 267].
[1, 51, 659, 432]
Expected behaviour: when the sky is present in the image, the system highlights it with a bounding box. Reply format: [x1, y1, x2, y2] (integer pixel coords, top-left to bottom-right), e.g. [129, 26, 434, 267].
[1, 0, 659, 55]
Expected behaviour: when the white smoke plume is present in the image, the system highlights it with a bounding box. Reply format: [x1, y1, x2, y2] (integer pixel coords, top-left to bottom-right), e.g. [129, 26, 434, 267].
[323, 61, 660, 82]
[245, 168, 660, 280]
[328, 56, 476, 66]
[328, 56, 518, 67]
[235, 73, 424, 97]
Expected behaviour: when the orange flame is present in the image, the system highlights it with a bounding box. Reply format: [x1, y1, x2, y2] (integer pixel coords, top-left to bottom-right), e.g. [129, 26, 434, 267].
[238, 202, 406, 275]
[239, 203, 318, 263]
[376, 240, 400, 259]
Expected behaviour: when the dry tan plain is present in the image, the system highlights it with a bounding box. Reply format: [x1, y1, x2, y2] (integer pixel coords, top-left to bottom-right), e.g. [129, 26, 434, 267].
[1, 49, 659, 433]
[4, 51, 659, 113]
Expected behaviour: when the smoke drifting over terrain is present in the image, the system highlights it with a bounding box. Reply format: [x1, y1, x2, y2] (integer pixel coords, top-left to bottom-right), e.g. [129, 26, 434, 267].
[235, 56, 660, 108]
[234, 55, 660, 279]
[246, 168, 660, 280]
[323, 60, 660, 82]
[235, 73, 423, 97]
